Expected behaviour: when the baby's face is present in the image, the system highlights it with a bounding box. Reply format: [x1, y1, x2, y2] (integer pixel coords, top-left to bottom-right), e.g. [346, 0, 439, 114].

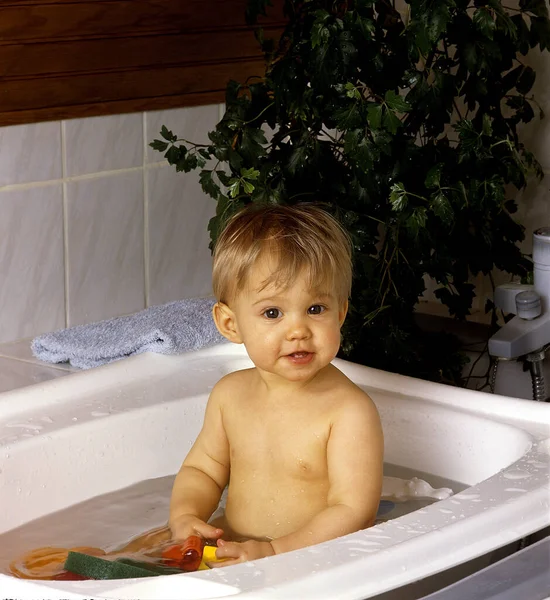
[230, 256, 347, 384]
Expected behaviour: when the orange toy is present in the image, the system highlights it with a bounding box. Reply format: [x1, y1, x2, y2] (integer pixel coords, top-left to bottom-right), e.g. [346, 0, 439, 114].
[162, 536, 205, 572]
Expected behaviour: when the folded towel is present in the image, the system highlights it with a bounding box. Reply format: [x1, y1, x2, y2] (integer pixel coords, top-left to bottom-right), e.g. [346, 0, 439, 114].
[31, 297, 226, 369]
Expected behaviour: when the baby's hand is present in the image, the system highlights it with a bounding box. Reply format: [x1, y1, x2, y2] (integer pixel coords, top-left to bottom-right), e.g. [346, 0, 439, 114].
[169, 514, 224, 542]
[209, 539, 275, 567]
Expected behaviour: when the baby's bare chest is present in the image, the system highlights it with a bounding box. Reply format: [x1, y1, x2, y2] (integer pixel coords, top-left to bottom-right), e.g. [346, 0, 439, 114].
[224, 404, 331, 479]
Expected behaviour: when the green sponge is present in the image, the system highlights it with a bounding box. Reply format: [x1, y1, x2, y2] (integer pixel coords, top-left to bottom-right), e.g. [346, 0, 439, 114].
[64, 552, 182, 580]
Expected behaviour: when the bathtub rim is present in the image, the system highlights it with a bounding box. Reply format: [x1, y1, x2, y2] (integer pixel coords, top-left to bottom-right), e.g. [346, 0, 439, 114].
[0, 343, 549, 599]
[0, 342, 548, 437]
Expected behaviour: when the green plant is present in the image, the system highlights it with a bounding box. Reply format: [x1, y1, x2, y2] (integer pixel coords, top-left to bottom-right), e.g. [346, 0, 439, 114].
[151, 0, 550, 383]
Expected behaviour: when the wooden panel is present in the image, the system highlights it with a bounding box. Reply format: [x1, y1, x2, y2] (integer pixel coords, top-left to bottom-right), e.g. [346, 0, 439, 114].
[0, 60, 266, 126]
[0, 0, 285, 125]
[0, 91, 225, 127]
[0, 60, 265, 112]
[0, 27, 281, 77]
[0, 0, 286, 42]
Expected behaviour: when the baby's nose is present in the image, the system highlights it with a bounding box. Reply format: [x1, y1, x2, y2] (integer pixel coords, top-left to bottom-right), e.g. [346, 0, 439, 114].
[286, 317, 311, 340]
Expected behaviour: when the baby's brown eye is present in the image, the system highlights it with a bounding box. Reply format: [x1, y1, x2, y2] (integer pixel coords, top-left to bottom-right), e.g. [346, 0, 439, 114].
[308, 305, 324, 315]
[264, 308, 281, 319]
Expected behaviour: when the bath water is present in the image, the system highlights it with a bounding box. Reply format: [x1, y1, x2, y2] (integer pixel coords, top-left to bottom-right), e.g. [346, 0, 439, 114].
[0, 464, 466, 576]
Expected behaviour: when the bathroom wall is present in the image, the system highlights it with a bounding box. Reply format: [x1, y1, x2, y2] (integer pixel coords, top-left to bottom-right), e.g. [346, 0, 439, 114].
[0, 104, 222, 344]
[0, 50, 548, 347]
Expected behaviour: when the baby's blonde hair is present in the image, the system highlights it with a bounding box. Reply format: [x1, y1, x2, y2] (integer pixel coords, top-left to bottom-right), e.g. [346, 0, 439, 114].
[212, 204, 352, 305]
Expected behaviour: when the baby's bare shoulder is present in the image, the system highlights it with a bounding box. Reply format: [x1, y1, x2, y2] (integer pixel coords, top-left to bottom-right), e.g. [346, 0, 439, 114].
[326, 371, 383, 446]
[329, 368, 378, 415]
[210, 367, 256, 401]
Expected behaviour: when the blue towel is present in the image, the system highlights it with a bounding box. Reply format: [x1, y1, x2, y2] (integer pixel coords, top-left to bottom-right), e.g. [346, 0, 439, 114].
[31, 297, 226, 369]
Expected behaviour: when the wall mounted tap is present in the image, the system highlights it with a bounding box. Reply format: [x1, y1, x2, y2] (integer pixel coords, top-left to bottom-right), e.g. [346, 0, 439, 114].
[489, 228, 550, 360]
[489, 228, 550, 402]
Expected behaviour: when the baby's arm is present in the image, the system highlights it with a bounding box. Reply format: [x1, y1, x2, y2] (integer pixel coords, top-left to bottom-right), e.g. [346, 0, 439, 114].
[214, 391, 383, 564]
[170, 380, 231, 541]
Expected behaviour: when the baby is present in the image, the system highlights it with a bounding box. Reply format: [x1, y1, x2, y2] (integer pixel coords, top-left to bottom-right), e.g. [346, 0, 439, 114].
[169, 204, 384, 566]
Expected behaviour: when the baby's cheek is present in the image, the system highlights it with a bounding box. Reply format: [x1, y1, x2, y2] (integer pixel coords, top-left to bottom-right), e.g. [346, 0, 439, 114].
[245, 337, 276, 365]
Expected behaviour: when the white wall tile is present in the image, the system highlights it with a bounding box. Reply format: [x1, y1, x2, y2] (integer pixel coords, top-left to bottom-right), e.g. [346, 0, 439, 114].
[146, 105, 219, 163]
[147, 166, 215, 306]
[0, 338, 78, 371]
[0, 185, 65, 343]
[0, 356, 70, 394]
[0, 122, 62, 186]
[64, 113, 143, 177]
[66, 171, 145, 326]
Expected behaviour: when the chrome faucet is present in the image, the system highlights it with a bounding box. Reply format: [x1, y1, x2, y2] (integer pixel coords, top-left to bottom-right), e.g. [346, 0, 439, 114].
[488, 227, 550, 401]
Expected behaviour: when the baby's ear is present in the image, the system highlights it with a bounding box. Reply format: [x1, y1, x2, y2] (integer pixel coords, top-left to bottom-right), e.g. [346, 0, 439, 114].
[212, 302, 243, 344]
[339, 300, 349, 327]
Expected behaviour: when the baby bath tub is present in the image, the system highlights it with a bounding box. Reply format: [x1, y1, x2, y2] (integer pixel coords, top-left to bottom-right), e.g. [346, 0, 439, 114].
[0, 343, 549, 600]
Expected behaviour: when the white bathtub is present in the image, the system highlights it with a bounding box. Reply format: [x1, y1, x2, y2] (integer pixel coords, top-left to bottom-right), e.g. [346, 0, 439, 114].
[0, 343, 549, 600]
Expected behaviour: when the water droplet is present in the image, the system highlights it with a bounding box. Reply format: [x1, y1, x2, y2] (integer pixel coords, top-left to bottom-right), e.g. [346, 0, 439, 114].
[503, 470, 530, 480]
[6, 422, 43, 431]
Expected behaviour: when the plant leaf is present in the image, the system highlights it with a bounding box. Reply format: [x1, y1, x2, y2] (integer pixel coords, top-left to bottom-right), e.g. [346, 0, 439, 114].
[160, 125, 177, 142]
[240, 167, 260, 180]
[385, 90, 412, 112]
[516, 66, 536, 94]
[383, 109, 402, 134]
[367, 104, 383, 129]
[474, 8, 496, 39]
[389, 183, 408, 211]
[345, 82, 362, 100]
[165, 145, 182, 165]
[425, 164, 443, 188]
[407, 207, 428, 237]
[149, 139, 169, 153]
[288, 145, 309, 174]
[199, 170, 221, 199]
[227, 179, 241, 198]
[519, 0, 549, 18]
[242, 180, 255, 194]
[431, 191, 454, 225]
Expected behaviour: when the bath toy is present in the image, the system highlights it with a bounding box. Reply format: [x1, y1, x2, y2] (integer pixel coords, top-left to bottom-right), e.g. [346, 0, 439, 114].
[10, 537, 225, 581]
[62, 539, 223, 580]
[161, 535, 222, 571]
[162, 535, 205, 571]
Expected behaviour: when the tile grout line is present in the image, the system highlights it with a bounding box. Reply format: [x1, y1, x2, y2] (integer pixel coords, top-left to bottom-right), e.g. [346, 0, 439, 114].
[0, 164, 167, 193]
[0, 162, 172, 194]
[0, 353, 75, 373]
[61, 120, 70, 328]
[143, 112, 150, 308]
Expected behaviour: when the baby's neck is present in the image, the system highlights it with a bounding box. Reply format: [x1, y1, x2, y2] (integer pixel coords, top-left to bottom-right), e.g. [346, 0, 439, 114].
[253, 364, 334, 399]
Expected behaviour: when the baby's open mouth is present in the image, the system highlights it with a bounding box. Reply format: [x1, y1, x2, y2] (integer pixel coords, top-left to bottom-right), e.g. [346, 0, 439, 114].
[286, 351, 314, 364]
